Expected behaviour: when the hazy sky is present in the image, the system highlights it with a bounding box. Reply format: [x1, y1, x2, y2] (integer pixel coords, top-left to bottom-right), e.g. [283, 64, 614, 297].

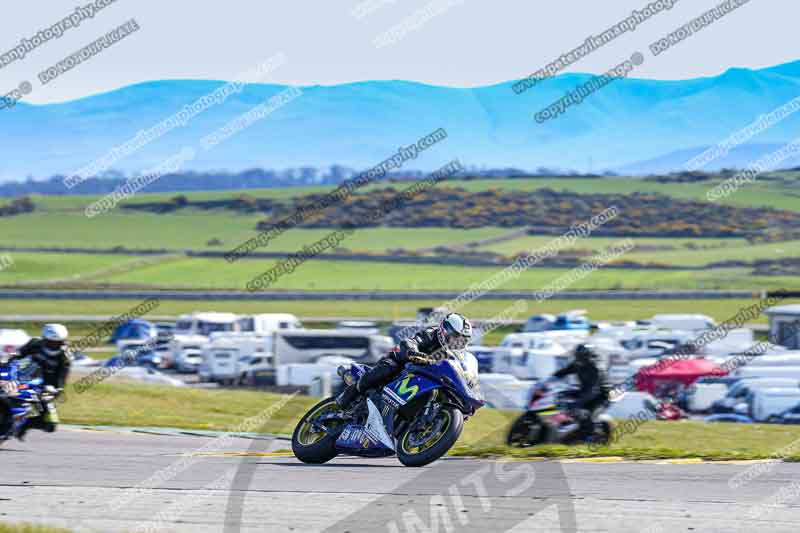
[1, 0, 798, 103]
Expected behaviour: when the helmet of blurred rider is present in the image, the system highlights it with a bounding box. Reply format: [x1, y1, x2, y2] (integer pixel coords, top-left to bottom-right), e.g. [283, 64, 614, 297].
[437, 313, 473, 354]
[574, 343, 598, 362]
[42, 323, 68, 354]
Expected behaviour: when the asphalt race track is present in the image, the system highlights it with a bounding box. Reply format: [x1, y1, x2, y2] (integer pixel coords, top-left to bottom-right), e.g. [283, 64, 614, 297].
[2, 428, 800, 532]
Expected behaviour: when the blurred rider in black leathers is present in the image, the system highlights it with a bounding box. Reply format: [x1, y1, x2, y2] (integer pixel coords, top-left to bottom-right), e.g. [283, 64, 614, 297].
[13, 324, 71, 438]
[337, 313, 473, 410]
[549, 343, 609, 441]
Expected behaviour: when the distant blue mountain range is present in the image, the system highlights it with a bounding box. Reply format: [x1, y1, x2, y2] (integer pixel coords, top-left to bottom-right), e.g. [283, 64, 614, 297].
[3, 60, 800, 183]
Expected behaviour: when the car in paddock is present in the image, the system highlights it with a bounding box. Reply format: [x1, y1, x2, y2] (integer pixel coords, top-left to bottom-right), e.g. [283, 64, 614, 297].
[110, 319, 157, 345]
[521, 310, 591, 333]
[112, 340, 163, 368]
[749, 387, 800, 422]
[710, 378, 800, 414]
[705, 413, 754, 423]
[606, 391, 659, 420]
[768, 402, 800, 424]
[235, 354, 273, 386]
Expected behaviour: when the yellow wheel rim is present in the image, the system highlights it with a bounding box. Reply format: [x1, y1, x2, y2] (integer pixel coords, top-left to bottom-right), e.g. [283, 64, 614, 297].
[297, 400, 341, 446]
[400, 410, 452, 455]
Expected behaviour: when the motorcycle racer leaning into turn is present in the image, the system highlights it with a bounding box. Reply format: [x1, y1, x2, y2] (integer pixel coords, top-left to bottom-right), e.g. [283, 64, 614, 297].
[336, 313, 473, 410]
[10, 323, 72, 439]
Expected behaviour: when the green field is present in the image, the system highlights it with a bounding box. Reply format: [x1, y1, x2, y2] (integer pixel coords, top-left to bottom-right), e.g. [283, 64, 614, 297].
[0, 253, 785, 291]
[0, 298, 783, 324]
[2, 176, 797, 293]
[0, 211, 508, 252]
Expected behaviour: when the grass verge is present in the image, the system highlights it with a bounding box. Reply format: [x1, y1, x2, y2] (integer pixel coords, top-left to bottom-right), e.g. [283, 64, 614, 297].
[0, 298, 779, 323]
[0, 524, 74, 533]
[61, 382, 800, 461]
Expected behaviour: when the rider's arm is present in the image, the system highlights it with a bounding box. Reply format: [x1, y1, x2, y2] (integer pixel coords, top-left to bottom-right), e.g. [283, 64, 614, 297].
[552, 362, 577, 379]
[54, 351, 71, 390]
[17, 339, 39, 357]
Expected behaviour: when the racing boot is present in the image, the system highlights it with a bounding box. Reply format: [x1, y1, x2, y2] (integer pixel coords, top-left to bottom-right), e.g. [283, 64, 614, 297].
[14, 420, 29, 441]
[336, 359, 400, 410]
[42, 402, 58, 432]
[335, 384, 361, 410]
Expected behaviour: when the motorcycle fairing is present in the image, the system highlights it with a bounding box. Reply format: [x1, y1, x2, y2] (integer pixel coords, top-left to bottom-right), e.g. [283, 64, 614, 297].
[0, 362, 44, 439]
[334, 395, 397, 456]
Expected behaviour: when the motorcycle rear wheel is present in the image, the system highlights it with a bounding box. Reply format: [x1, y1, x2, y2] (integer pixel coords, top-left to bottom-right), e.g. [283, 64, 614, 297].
[292, 397, 344, 464]
[397, 406, 463, 467]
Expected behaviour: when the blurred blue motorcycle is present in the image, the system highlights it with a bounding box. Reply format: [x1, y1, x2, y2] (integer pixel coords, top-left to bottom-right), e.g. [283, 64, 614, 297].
[0, 354, 57, 444]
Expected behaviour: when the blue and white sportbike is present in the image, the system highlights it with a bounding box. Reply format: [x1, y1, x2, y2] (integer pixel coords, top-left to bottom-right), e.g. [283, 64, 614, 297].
[0, 355, 56, 444]
[292, 352, 484, 467]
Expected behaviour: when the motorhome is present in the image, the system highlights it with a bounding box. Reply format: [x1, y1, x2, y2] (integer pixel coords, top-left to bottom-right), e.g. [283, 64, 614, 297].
[178, 313, 302, 377]
[168, 312, 240, 369]
[271, 329, 394, 366]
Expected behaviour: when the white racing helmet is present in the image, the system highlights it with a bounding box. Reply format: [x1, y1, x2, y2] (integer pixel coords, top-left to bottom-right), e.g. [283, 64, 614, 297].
[42, 323, 69, 355]
[437, 313, 473, 355]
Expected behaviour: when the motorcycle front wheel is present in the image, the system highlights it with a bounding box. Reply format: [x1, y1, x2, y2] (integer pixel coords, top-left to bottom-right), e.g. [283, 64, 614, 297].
[506, 413, 545, 447]
[591, 419, 612, 446]
[397, 406, 463, 467]
[292, 397, 345, 464]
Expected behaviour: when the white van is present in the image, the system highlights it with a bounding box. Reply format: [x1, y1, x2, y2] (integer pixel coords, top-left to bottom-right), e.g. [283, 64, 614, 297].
[735, 366, 800, 380]
[742, 353, 800, 367]
[477, 374, 536, 410]
[202, 333, 272, 384]
[749, 387, 800, 422]
[494, 333, 571, 380]
[237, 313, 303, 333]
[272, 330, 394, 365]
[647, 314, 716, 332]
[687, 383, 729, 413]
